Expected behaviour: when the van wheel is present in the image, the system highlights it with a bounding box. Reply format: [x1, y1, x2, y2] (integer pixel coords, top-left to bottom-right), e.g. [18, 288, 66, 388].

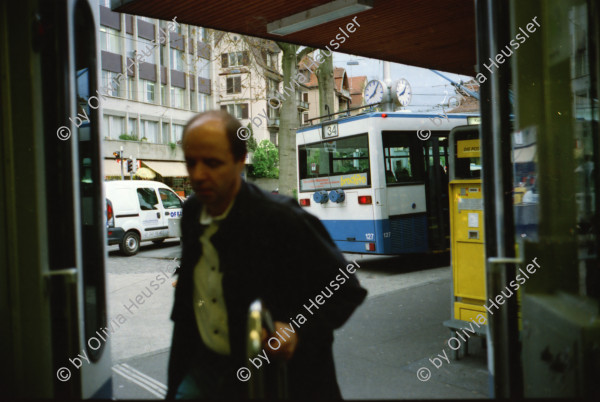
[119, 231, 140, 256]
[152, 239, 165, 244]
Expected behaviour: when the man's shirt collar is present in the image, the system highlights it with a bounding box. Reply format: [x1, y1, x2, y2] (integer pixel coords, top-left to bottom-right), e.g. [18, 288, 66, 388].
[199, 197, 236, 225]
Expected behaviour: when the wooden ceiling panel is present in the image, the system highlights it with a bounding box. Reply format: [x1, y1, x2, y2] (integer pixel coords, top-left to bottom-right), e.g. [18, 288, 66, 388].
[113, 0, 476, 75]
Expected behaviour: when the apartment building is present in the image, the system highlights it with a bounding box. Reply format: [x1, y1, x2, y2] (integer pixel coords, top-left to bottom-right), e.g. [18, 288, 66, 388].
[302, 60, 353, 125]
[98, 0, 213, 194]
[213, 33, 311, 146]
[349, 75, 367, 115]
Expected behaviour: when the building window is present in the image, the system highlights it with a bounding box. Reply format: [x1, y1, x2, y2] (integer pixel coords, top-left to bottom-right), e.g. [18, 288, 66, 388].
[101, 71, 120, 97]
[127, 77, 135, 100]
[160, 44, 167, 67]
[171, 87, 184, 108]
[170, 48, 184, 71]
[140, 120, 158, 143]
[181, 53, 194, 71]
[128, 118, 137, 137]
[141, 80, 155, 102]
[102, 115, 110, 138]
[267, 78, 279, 96]
[99, 27, 121, 54]
[303, 113, 309, 124]
[109, 116, 125, 138]
[125, 34, 135, 59]
[268, 106, 279, 120]
[173, 124, 184, 143]
[226, 76, 242, 94]
[199, 27, 208, 43]
[197, 59, 210, 78]
[270, 132, 278, 146]
[162, 122, 170, 144]
[138, 37, 157, 62]
[303, 92, 309, 102]
[161, 84, 167, 105]
[221, 103, 248, 119]
[221, 51, 248, 68]
[190, 89, 196, 111]
[266, 52, 278, 70]
[198, 93, 209, 112]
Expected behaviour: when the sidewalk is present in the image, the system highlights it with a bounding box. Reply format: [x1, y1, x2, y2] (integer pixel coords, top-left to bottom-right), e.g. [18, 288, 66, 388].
[335, 268, 489, 399]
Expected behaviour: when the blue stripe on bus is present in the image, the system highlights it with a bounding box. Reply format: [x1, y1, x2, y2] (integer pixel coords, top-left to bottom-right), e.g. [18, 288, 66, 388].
[296, 112, 479, 133]
[321, 215, 429, 254]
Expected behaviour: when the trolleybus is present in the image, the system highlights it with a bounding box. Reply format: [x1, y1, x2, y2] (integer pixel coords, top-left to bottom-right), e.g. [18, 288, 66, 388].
[296, 111, 479, 254]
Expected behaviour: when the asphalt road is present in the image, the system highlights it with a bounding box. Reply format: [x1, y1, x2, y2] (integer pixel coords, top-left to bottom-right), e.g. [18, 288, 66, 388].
[106, 241, 487, 399]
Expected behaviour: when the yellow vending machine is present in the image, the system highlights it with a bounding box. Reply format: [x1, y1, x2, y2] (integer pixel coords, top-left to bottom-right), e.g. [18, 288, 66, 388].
[444, 125, 487, 358]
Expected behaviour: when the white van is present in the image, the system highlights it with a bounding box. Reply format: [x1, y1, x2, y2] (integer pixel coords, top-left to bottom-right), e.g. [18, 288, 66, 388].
[105, 180, 183, 256]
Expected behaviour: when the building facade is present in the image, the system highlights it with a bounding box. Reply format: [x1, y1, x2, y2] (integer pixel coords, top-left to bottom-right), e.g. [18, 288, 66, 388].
[213, 33, 311, 146]
[302, 57, 353, 125]
[98, 0, 213, 195]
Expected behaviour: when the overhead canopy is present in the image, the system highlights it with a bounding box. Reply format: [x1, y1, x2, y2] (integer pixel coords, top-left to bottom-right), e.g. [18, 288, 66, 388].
[112, 0, 477, 76]
[103, 159, 124, 176]
[143, 160, 188, 177]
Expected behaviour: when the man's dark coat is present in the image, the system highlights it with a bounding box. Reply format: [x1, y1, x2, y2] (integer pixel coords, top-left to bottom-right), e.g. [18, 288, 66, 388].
[166, 181, 367, 399]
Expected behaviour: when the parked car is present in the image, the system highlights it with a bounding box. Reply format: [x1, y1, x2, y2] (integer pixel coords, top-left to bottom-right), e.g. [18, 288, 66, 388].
[105, 180, 183, 256]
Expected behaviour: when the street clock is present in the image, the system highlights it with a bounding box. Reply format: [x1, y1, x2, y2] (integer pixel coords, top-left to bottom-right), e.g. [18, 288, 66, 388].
[363, 79, 385, 105]
[394, 78, 412, 107]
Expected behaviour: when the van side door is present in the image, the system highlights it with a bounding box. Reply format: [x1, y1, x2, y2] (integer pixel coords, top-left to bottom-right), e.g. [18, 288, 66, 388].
[136, 187, 166, 240]
[158, 188, 183, 238]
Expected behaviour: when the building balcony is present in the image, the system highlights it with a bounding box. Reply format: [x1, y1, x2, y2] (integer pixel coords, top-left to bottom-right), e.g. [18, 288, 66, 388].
[297, 100, 309, 110]
[340, 89, 351, 99]
[267, 118, 280, 127]
[102, 138, 184, 161]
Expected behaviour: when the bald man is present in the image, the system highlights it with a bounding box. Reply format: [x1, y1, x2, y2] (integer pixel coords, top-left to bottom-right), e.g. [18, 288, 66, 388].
[167, 110, 366, 399]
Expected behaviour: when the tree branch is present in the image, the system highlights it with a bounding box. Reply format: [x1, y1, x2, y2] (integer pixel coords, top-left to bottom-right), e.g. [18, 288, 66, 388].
[296, 46, 315, 60]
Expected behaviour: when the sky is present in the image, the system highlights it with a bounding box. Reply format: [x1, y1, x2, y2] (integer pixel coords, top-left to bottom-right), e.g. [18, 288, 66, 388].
[331, 51, 475, 112]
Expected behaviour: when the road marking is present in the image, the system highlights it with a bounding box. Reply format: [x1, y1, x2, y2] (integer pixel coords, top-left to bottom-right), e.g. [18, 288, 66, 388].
[112, 363, 167, 398]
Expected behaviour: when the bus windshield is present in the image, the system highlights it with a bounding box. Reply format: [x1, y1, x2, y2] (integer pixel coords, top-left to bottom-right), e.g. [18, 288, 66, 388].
[298, 133, 370, 191]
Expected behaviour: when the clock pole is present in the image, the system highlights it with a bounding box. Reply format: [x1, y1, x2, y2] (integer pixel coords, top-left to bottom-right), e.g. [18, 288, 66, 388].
[382, 61, 393, 112]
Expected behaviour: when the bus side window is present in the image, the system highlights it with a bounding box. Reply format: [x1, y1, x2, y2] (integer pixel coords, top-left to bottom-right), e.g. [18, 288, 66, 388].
[383, 131, 424, 184]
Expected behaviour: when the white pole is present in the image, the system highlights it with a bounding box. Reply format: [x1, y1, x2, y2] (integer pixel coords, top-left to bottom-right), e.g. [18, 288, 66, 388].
[382, 61, 393, 112]
[120, 145, 124, 180]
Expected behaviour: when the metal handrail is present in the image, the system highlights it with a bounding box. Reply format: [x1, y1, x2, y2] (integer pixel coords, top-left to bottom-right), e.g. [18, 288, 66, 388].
[246, 299, 288, 399]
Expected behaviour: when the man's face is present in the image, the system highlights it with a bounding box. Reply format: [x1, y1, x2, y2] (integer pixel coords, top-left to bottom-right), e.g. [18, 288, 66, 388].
[183, 118, 245, 213]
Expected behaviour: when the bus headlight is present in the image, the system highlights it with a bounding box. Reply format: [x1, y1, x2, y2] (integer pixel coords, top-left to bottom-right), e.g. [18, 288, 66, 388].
[329, 189, 345, 203]
[313, 190, 329, 204]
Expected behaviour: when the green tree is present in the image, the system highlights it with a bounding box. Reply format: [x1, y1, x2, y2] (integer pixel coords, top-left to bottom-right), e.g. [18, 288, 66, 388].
[251, 140, 279, 178]
[245, 123, 258, 152]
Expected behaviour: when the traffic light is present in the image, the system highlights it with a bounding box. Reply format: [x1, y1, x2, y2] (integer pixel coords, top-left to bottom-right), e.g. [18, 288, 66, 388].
[130, 157, 137, 174]
[113, 150, 123, 159]
[127, 158, 133, 173]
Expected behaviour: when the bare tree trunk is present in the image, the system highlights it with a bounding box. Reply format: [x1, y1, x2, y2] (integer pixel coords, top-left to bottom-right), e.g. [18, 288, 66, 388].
[275, 45, 329, 198]
[316, 52, 335, 119]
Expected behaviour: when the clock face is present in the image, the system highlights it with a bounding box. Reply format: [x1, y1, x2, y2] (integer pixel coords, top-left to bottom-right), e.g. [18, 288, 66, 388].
[364, 80, 385, 105]
[395, 79, 412, 106]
